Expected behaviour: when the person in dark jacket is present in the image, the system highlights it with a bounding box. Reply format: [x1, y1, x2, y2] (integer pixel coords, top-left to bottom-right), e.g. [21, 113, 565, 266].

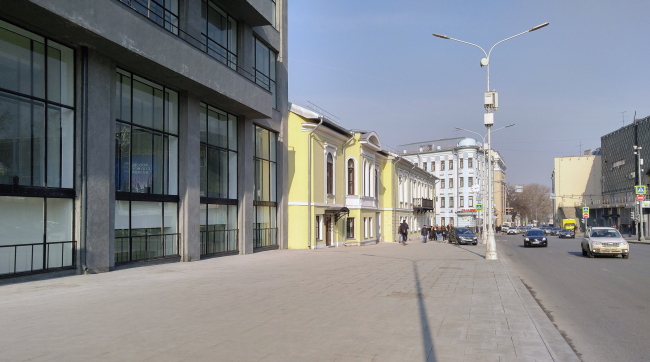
[421, 225, 429, 243]
[398, 220, 409, 245]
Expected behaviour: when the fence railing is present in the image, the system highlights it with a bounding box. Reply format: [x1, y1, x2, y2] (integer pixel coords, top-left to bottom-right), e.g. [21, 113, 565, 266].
[117, 0, 274, 94]
[254, 228, 277, 249]
[413, 198, 434, 211]
[0, 241, 76, 277]
[200, 229, 238, 256]
[115, 233, 179, 264]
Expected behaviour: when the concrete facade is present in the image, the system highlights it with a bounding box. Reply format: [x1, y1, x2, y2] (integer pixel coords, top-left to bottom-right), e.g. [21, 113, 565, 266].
[0, 0, 288, 279]
[551, 154, 602, 227]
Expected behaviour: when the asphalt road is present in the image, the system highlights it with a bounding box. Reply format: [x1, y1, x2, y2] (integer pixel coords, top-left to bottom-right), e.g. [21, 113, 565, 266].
[496, 233, 650, 362]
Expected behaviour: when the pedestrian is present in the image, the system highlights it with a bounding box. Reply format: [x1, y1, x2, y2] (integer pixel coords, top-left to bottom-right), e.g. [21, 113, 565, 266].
[442, 226, 448, 242]
[421, 224, 429, 243]
[398, 219, 409, 246]
[430, 225, 437, 241]
[628, 224, 632, 238]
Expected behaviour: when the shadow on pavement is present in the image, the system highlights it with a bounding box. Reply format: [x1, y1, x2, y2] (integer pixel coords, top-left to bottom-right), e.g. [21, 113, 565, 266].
[412, 261, 436, 361]
[566, 251, 584, 257]
[453, 245, 485, 259]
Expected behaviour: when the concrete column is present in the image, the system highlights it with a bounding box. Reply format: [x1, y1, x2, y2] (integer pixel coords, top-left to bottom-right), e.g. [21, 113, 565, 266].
[238, 24, 256, 80]
[178, 92, 201, 262]
[84, 50, 115, 273]
[238, 118, 255, 254]
[178, 0, 202, 48]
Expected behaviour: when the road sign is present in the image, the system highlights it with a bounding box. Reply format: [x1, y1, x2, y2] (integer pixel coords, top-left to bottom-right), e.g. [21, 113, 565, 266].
[582, 207, 589, 213]
[638, 194, 645, 201]
[636, 185, 646, 195]
[583, 213, 589, 218]
[476, 203, 483, 211]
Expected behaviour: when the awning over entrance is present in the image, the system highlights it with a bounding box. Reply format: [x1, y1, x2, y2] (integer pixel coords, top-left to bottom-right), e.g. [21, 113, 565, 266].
[325, 207, 350, 222]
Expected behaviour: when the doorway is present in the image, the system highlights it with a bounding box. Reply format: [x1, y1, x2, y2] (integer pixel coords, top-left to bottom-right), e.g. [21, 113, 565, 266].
[325, 216, 332, 246]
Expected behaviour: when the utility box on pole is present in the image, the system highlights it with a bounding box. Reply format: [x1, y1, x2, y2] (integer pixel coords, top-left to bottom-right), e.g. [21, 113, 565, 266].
[484, 91, 498, 111]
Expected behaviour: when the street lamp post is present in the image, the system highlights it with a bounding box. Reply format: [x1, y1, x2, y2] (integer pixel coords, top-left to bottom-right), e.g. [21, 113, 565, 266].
[455, 125, 514, 244]
[434, 23, 549, 260]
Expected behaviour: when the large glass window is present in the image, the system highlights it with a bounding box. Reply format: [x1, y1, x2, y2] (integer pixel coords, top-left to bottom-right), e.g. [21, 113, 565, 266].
[201, 1, 237, 69]
[255, 39, 277, 109]
[0, 21, 75, 276]
[254, 126, 277, 248]
[347, 159, 354, 195]
[326, 153, 333, 195]
[120, 0, 179, 34]
[114, 69, 179, 263]
[199, 103, 238, 256]
[346, 218, 354, 239]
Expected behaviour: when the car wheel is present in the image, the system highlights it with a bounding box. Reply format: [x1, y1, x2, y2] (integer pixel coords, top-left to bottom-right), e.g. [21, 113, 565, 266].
[544, 244, 548, 247]
[588, 250, 595, 258]
[524, 241, 528, 247]
[472, 242, 477, 245]
[622, 254, 629, 259]
[582, 247, 587, 256]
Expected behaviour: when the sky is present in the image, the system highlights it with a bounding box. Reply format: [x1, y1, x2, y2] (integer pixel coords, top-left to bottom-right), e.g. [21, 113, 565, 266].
[287, 0, 650, 186]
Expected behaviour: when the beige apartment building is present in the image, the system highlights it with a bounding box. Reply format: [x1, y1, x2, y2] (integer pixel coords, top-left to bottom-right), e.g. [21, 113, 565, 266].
[492, 150, 508, 226]
[552, 153, 602, 225]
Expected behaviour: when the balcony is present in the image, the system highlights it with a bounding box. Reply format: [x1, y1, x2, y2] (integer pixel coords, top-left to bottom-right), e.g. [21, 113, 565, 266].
[413, 198, 434, 212]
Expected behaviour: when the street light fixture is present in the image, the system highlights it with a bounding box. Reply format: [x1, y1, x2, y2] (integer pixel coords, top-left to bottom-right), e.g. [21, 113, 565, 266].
[434, 23, 549, 261]
[455, 125, 515, 244]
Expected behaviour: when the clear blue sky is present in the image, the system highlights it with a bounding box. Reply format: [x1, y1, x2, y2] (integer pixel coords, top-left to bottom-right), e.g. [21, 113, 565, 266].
[288, 0, 650, 186]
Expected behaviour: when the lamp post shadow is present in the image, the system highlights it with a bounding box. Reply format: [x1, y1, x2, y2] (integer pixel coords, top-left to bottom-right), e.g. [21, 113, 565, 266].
[412, 261, 436, 361]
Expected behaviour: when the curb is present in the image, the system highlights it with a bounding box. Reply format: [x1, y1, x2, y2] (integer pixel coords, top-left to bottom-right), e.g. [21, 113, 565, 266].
[499, 258, 580, 362]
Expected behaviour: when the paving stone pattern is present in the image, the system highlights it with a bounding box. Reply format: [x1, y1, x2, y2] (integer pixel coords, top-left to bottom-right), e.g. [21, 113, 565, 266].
[0, 241, 577, 361]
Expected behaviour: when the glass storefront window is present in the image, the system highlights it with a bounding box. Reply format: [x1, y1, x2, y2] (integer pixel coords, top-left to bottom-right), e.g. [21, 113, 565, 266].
[200, 204, 237, 255]
[0, 21, 75, 276]
[114, 200, 178, 264]
[199, 103, 237, 200]
[254, 126, 277, 248]
[254, 39, 277, 109]
[115, 69, 178, 196]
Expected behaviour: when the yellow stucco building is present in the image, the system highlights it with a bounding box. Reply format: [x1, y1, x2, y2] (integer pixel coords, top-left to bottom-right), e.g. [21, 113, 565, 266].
[287, 104, 436, 249]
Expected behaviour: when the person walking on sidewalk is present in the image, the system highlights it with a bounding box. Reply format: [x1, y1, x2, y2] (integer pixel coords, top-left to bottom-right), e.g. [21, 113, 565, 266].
[398, 220, 409, 245]
[442, 226, 448, 242]
[628, 224, 632, 238]
[421, 225, 429, 243]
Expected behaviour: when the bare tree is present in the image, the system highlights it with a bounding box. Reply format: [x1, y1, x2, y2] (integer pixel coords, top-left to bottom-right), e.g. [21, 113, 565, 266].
[507, 183, 552, 224]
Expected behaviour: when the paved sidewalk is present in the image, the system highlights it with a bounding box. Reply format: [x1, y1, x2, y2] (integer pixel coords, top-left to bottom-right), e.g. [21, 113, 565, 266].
[0, 241, 578, 361]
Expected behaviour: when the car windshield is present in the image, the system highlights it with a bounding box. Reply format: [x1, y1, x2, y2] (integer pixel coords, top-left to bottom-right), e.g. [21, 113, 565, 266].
[526, 230, 544, 236]
[561, 229, 572, 233]
[456, 228, 472, 234]
[590, 229, 621, 238]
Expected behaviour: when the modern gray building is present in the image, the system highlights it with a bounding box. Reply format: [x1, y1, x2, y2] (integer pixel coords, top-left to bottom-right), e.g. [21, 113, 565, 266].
[0, 0, 288, 279]
[599, 116, 650, 234]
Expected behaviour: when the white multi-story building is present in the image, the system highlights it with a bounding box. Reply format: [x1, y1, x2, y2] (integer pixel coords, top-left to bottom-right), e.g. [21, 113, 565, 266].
[399, 137, 503, 230]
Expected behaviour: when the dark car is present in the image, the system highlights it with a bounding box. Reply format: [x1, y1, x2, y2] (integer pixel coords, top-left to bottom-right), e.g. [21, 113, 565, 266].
[451, 228, 478, 245]
[559, 229, 575, 239]
[523, 229, 547, 247]
[551, 227, 561, 236]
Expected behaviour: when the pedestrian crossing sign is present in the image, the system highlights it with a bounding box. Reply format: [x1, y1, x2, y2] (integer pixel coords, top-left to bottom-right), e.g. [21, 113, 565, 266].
[582, 207, 589, 213]
[636, 185, 646, 195]
[476, 203, 483, 211]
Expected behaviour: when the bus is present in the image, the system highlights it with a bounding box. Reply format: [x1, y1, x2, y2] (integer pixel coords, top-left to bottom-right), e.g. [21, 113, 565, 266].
[562, 219, 576, 230]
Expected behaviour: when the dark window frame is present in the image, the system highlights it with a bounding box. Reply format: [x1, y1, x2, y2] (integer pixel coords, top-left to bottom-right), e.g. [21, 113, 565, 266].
[326, 153, 333, 195]
[120, 0, 179, 35]
[347, 159, 354, 195]
[254, 38, 277, 109]
[200, 0, 237, 69]
[253, 125, 278, 249]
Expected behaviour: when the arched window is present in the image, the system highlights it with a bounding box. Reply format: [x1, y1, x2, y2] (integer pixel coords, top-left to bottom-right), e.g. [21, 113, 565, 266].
[326, 153, 333, 195]
[347, 159, 355, 195]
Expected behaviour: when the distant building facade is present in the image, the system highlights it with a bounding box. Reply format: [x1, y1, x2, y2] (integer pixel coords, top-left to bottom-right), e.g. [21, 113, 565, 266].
[599, 116, 650, 234]
[287, 104, 436, 248]
[551, 152, 602, 226]
[398, 137, 505, 230]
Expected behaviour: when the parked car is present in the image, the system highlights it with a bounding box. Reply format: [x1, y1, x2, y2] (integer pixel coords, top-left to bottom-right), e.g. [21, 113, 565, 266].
[507, 228, 518, 235]
[516, 226, 526, 234]
[551, 227, 561, 236]
[581, 227, 629, 259]
[451, 228, 478, 245]
[543, 227, 552, 235]
[523, 229, 548, 247]
[559, 229, 575, 239]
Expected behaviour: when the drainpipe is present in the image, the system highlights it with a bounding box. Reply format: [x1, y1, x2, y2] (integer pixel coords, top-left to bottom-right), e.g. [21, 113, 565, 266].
[80, 47, 89, 274]
[341, 133, 355, 247]
[393, 156, 402, 243]
[307, 118, 324, 249]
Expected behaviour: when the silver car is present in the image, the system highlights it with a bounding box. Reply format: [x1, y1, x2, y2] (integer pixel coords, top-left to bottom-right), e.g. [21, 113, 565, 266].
[581, 227, 629, 259]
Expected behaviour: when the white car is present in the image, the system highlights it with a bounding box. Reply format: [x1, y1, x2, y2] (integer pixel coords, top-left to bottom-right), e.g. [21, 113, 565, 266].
[507, 228, 517, 235]
[581, 227, 629, 259]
